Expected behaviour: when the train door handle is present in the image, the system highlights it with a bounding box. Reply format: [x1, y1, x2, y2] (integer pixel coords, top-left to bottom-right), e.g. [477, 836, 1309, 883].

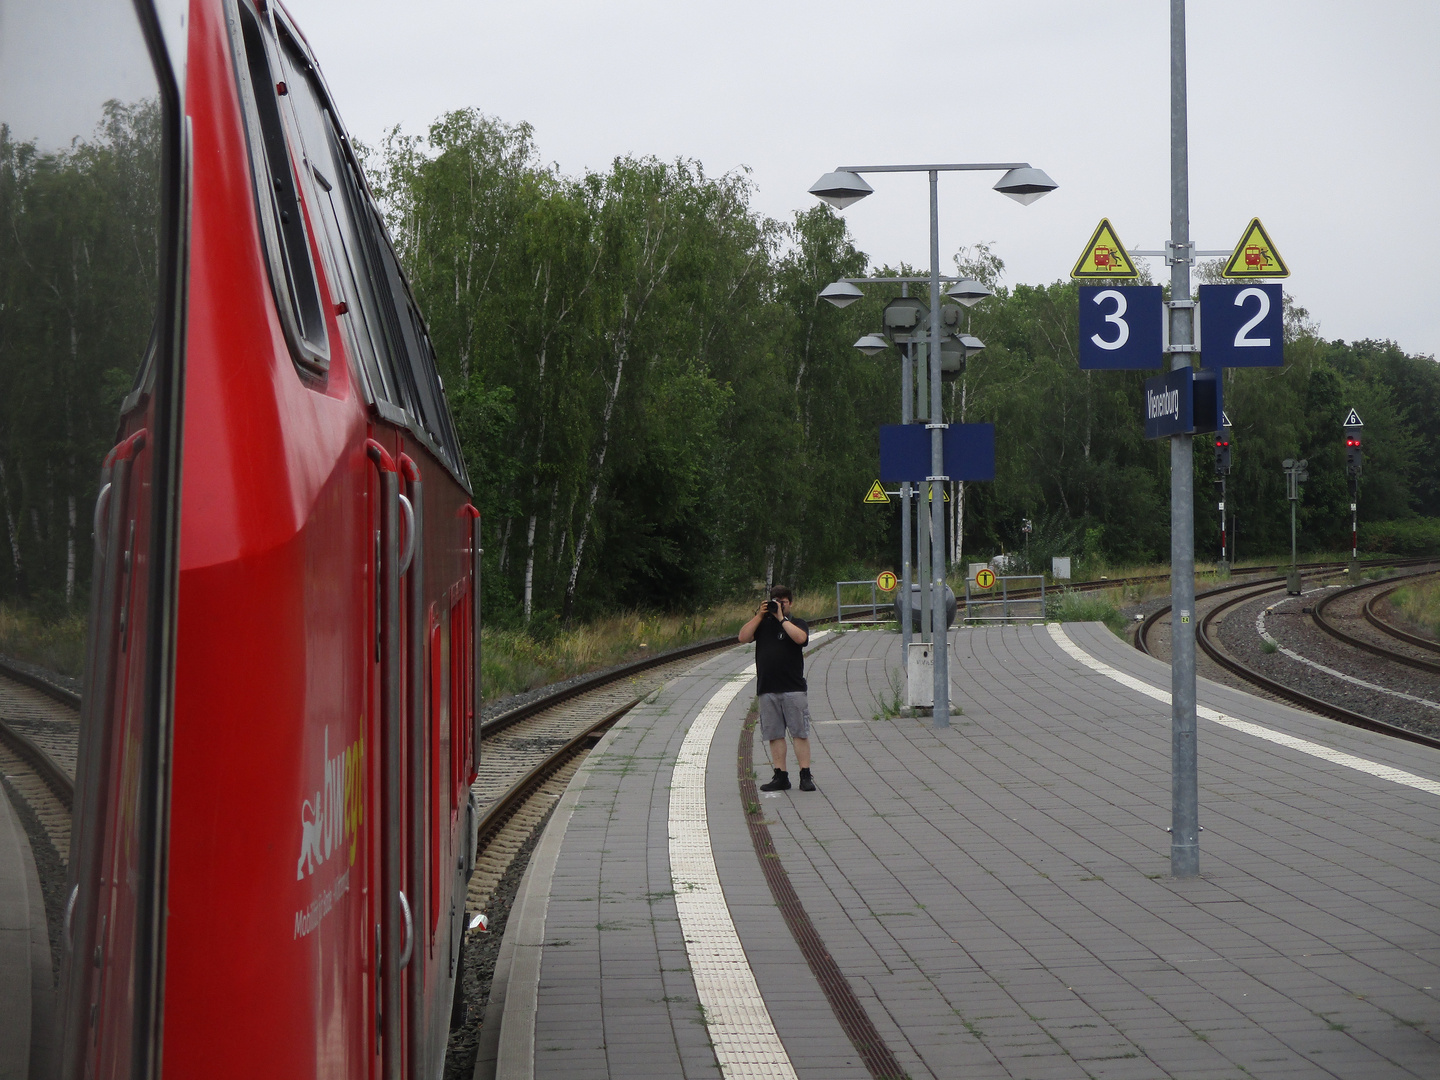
[64, 884, 78, 952]
[398, 890, 413, 970]
[92, 483, 113, 556]
[398, 494, 415, 576]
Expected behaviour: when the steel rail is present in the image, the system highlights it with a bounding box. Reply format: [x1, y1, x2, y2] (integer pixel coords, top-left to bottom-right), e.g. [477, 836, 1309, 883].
[1139, 570, 1440, 751]
[1312, 571, 1440, 675]
[473, 695, 639, 860]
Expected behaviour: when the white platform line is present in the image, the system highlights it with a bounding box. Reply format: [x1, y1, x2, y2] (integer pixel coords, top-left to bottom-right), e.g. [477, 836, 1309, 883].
[1047, 623, 1440, 799]
[669, 662, 798, 1079]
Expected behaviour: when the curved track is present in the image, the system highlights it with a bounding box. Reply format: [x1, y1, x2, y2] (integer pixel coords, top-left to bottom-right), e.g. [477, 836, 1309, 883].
[1137, 563, 1440, 751]
[1312, 572, 1440, 675]
[1362, 579, 1440, 656]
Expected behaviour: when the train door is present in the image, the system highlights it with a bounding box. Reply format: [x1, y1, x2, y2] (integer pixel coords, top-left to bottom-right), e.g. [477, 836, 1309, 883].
[0, 1, 187, 1077]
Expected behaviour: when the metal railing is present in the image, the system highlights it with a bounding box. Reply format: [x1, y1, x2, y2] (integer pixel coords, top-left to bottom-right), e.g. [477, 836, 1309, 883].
[835, 581, 885, 624]
[964, 574, 1046, 622]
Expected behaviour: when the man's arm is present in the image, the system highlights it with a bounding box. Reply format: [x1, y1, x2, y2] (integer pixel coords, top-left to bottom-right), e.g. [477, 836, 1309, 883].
[779, 616, 808, 646]
[737, 600, 769, 644]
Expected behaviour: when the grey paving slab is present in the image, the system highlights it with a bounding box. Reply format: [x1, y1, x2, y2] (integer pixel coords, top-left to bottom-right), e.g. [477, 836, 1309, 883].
[514, 621, 1440, 1080]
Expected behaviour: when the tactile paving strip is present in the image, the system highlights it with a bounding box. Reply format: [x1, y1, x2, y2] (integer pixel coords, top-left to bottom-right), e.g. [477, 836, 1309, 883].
[669, 663, 799, 1079]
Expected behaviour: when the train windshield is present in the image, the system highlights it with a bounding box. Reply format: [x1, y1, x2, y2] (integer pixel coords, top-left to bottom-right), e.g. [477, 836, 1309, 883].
[0, 1, 182, 1077]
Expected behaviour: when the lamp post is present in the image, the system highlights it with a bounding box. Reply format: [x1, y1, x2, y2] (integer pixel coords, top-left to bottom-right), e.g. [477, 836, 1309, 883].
[811, 163, 1055, 726]
[822, 274, 988, 674]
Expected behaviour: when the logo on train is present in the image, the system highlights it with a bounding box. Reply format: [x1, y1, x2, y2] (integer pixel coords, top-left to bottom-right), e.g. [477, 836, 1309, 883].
[297, 726, 365, 880]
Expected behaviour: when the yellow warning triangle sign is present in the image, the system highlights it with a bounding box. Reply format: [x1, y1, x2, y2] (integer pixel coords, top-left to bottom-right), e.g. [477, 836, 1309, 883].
[926, 485, 950, 502]
[1221, 218, 1289, 279]
[864, 480, 890, 504]
[1071, 218, 1139, 279]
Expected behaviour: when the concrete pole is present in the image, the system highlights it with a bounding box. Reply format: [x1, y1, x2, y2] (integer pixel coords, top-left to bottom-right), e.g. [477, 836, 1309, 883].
[1169, 0, 1200, 878]
[929, 170, 950, 728]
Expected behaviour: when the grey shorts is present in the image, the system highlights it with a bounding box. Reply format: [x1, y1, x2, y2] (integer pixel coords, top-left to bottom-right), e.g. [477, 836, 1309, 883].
[758, 691, 811, 741]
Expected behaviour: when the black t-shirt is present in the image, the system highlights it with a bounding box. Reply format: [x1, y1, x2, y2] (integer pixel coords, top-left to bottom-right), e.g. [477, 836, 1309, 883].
[754, 614, 809, 694]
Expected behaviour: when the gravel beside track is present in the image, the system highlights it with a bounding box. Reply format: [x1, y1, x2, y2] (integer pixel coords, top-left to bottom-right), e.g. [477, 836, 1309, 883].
[1221, 580, 1440, 740]
[1142, 563, 1440, 742]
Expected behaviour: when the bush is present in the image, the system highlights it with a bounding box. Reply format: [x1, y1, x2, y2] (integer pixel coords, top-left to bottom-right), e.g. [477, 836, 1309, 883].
[1358, 519, 1440, 556]
[1047, 589, 1129, 638]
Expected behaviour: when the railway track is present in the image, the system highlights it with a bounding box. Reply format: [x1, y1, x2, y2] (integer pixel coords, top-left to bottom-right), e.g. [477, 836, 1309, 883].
[1311, 573, 1440, 673]
[0, 659, 77, 864]
[1136, 561, 1440, 751]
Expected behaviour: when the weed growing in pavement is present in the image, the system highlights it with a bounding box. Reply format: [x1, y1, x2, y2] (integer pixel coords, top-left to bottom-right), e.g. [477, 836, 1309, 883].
[1262, 639, 1280, 654]
[872, 668, 905, 721]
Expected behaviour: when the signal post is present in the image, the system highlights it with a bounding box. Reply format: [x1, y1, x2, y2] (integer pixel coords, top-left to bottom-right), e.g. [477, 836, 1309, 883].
[1345, 409, 1363, 576]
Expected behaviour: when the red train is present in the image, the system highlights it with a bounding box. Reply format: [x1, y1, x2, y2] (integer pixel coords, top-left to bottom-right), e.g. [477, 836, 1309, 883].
[9, 0, 481, 1075]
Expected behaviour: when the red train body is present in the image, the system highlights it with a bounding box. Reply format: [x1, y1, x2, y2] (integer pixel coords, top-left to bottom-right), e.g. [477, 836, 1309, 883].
[34, 1, 483, 1076]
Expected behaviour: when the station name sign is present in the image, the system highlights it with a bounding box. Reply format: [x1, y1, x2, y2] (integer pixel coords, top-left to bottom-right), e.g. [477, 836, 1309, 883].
[1142, 368, 1222, 440]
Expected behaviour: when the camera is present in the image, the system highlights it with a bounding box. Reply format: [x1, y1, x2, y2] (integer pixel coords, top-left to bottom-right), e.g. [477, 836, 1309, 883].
[767, 599, 780, 616]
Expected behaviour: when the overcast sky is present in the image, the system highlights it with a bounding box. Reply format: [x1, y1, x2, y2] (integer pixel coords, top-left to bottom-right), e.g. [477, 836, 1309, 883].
[285, 0, 1438, 358]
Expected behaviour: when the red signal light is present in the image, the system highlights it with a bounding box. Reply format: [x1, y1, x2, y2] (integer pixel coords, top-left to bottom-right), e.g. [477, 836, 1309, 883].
[1345, 437, 1361, 447]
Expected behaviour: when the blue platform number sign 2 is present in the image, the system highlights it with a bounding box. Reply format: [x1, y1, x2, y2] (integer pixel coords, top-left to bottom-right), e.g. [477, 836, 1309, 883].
[1197, 283, 1283, 368]
[1079, 285, 1163, 370]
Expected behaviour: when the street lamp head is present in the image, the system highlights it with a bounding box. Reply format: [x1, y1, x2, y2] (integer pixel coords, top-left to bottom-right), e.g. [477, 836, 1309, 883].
[993, 166, 1058, 206]
[818, 280, 865, 308]
[946, 278, 992, 308]
[853, 333, 890, 356]
[809, 170, 873, 210]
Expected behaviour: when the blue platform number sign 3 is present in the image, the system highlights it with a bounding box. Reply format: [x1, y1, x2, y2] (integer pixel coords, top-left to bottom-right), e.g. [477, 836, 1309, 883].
[1079, 285, 1163, 370]
[1197, 283, 1283, 368]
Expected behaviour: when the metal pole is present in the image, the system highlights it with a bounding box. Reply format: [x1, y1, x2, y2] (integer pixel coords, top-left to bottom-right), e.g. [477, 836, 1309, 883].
[900, 327, 913, 660]
[929, 169, 950, 728]
[1169, 0, 1200, 878]
[916, 344, 931, 646]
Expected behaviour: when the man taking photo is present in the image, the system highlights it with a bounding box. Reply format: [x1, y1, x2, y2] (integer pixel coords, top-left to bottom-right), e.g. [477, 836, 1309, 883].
[738, 586, 814, 792]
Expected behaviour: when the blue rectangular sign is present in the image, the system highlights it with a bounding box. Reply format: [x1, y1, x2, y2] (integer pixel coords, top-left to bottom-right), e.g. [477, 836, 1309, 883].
[1079, 285, 1163, 370]
[879, 423, 996, 482]
[945, 423, 996, 481]
[1143, 368, 1193, 439]
[1198, 283, 1284, 367]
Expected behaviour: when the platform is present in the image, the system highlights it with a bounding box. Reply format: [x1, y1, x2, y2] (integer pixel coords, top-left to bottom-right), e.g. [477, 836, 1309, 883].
[0, 779, 55, 1080]
[479, 622, 1440, 1079]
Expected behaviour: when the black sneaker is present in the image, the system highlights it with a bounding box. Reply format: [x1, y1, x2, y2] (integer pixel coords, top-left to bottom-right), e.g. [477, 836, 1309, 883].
[760, 769, 791, 792]
[798, 769, 816, 792]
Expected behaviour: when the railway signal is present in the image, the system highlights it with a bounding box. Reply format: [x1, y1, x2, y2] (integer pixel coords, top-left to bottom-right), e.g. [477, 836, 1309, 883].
[1214, 413, 1232, 570]
[1283, 458, 1309, 594]
[1345, 409, 1364, 573]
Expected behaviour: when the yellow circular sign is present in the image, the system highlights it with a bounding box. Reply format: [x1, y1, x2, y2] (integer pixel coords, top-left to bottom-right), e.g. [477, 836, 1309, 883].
[876, 571, 897, 592]
[975, 568, 996, 589]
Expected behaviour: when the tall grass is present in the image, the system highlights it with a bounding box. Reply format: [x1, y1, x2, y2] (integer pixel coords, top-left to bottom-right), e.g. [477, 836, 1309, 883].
[480, 592, 830, 703]
[0, 603, 88, 678]
[1045, 589, 1132, 638]
[1389, 578, 1440, 641]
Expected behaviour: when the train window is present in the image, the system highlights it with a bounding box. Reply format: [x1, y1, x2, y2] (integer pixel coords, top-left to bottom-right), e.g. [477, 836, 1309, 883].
[270, 32, 397, 406]
[230, 0, 330, 374]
